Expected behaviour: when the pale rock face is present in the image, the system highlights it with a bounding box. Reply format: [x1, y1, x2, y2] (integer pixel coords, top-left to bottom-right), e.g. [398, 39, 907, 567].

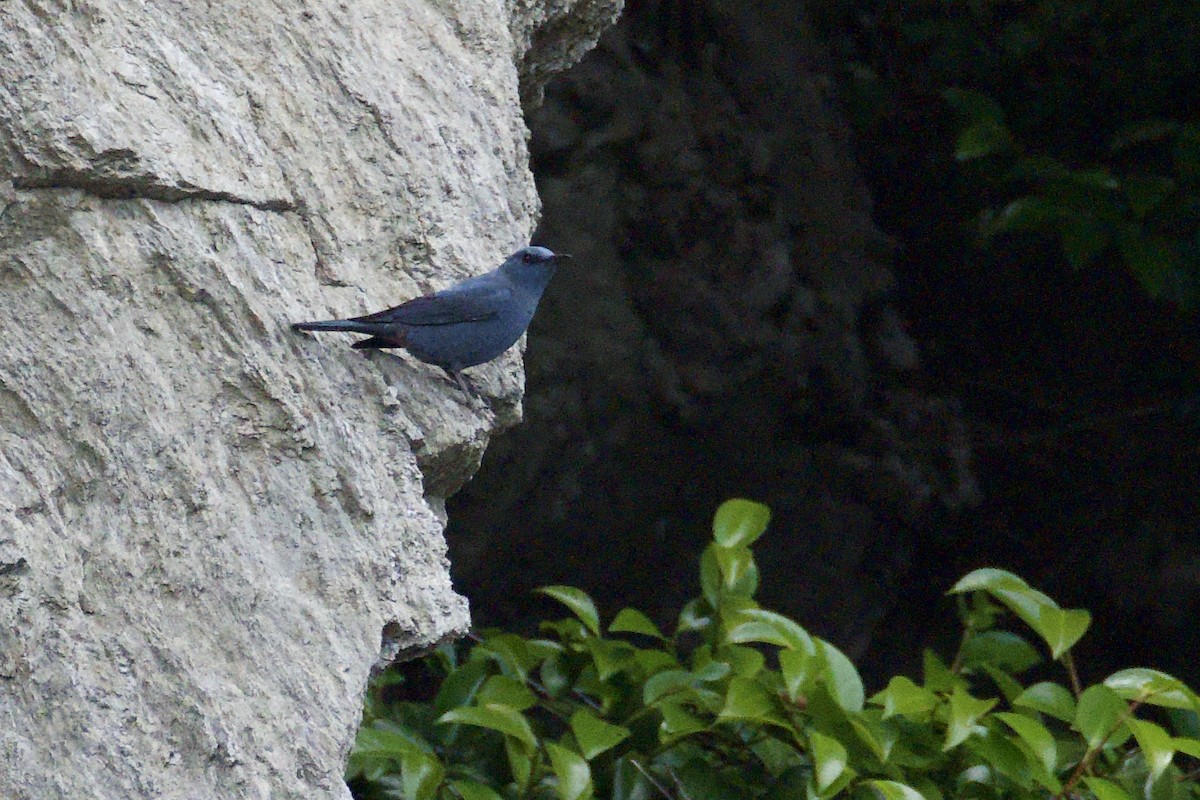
[0, 1, 619, 798]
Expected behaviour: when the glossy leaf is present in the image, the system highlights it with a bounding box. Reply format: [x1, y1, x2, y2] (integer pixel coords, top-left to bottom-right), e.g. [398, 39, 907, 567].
[995, 712, 1058, 777]
[959, 631, 1041, 673]
[609, 608, 664, 639]
[659, 699, 709, 741]
[399, 750, 444, 800]
[1105, 668, 1200, 710]
[949, 568, 1030, 594]
[872, 676, 938, 719]
[433, 659, 489, 717]
[780, 648, 816, 702]
[809, 730, 848, 792]
[819, 639, 866, 713]
[537, 586, 601, 637]
[944, 688, 996, 751]
[570, 709, 631, 759]
[1014, 682, 1076, 723]
[546, 743, 594, 800]
[718, 676, 790, 729]
[1083, 777, 1133, 800]
[865, 779, 928, 800]
[448, 779, 504, 800]
[713, 545, 759, 598]
[1033, 606, 1091, 659]
[477, 674, 538, 711]
[725, 608, 815, 653]
[967, 726, 1032, 790]
[352, 723, 432, 758]
[1127, 718, 1176, 780]
[712, 498, 771, 548]
[438, 704, 537, 750]
[1076, 684, 1128, 749]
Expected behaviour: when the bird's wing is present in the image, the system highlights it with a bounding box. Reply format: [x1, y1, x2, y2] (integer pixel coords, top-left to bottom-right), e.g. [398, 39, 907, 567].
[351, 280, 512, 327]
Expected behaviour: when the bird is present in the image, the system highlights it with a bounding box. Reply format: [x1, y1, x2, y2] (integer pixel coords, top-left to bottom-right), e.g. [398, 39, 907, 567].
[291, 245, 568, 393]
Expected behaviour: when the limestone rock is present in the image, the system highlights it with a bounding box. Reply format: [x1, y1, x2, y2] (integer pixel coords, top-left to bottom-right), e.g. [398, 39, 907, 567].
[0, 1, 619, 797]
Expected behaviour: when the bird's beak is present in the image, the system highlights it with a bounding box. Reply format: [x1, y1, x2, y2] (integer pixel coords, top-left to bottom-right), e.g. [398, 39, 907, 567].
[552, 254, 573, 262]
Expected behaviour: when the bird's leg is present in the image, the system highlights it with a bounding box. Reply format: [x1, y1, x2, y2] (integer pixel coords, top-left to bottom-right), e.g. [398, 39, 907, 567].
[447, 368, 475, 395]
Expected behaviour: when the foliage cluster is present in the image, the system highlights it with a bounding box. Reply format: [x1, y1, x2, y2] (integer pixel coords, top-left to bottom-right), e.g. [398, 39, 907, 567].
[825, 0, 1200, 306]
[348, 500, 1200, 800]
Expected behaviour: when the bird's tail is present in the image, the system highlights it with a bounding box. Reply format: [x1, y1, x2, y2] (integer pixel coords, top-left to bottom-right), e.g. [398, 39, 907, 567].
[291, 319, 381, 335]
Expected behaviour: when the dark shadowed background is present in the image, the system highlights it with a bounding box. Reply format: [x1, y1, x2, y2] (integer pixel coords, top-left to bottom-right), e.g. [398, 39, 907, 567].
[445, 0, 1200, 690]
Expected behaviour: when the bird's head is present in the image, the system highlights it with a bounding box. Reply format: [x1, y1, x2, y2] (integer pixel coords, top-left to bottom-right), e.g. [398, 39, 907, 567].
[500, 246, 570, 285]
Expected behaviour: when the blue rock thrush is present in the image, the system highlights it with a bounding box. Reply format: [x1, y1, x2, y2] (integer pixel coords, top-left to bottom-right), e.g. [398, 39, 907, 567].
[292, 246, 567, 393]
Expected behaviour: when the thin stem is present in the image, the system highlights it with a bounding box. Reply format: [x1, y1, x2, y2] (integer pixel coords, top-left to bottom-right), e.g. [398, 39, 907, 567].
[1061, 651, 1084, 699]
[1056, 700, 1142, 799]
[630, 758, 675, 800]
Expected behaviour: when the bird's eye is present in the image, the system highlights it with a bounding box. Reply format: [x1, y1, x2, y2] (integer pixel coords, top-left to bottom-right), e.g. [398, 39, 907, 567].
[522, 252, 534, 263]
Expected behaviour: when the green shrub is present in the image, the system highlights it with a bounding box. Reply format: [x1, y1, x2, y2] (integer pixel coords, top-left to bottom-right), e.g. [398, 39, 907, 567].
[348, 500, 1200, 800]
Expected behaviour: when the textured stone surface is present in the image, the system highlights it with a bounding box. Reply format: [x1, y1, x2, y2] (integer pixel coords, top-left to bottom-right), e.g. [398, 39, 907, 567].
[0, 0, 619, 798]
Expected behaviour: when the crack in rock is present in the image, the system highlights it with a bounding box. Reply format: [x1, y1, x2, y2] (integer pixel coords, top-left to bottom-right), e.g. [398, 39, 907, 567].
[11, 170, 296, 213]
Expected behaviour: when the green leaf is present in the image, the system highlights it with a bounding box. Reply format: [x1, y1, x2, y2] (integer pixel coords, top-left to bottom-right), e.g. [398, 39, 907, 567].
[569, 709, 631, 759]
[505, 737, 532, 788]
[609, 608, 664, 639]
[780, 648, 816, 702]
[967, 726, 1032, 789]
[718, 644, 766, 678]
[677, 599, 713, 634]
[433, 659, 489, 717]
[438, 704, 537, 750]
[448, 779, 504, 800]
[1083, 777, 1133, 800]
[1127, 719, 1176, 780]
[808, 730, 848, 792]
[540, 652, 572, 698]
[353, 722, 433, 758]
[725, 609, 815, 652]
[1014, 682, 1076, 723]
[996, 712, 1058, 777]
[820, 640, 866, 713]
[477, 674, 538, 711]
[1105, 669, 1200, 710]
[713, 545, 759, 598]
[871, 676, 938, 720]
[546, 743, 594, 800]
[944, 687, 997, 751]
[674, 758, 747, 800]
[959, 630, 1042, 673]
[922, 650, 966, 693]
[981, 665, 1026, 704]
[864, 780, 928, 800]
[712, 498, 771, 548]
[1033, 606, 1091, 659]
[949, 568, 1030, 594]
[583, 638, 637, 682]
[659, 699, 710, 741]
[718, 676, 790, 729]
[1075, 684, 1128, 749]
[984, 196, 1062, 236]
[955, 120, 1013, 161]
[537, 586, 601, 637]
[1173, 736, 1200, 759]
[399, 749, 445, 800]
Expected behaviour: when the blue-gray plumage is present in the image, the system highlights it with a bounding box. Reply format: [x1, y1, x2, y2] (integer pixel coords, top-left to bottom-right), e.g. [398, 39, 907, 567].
[292, 246, 567, 392]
